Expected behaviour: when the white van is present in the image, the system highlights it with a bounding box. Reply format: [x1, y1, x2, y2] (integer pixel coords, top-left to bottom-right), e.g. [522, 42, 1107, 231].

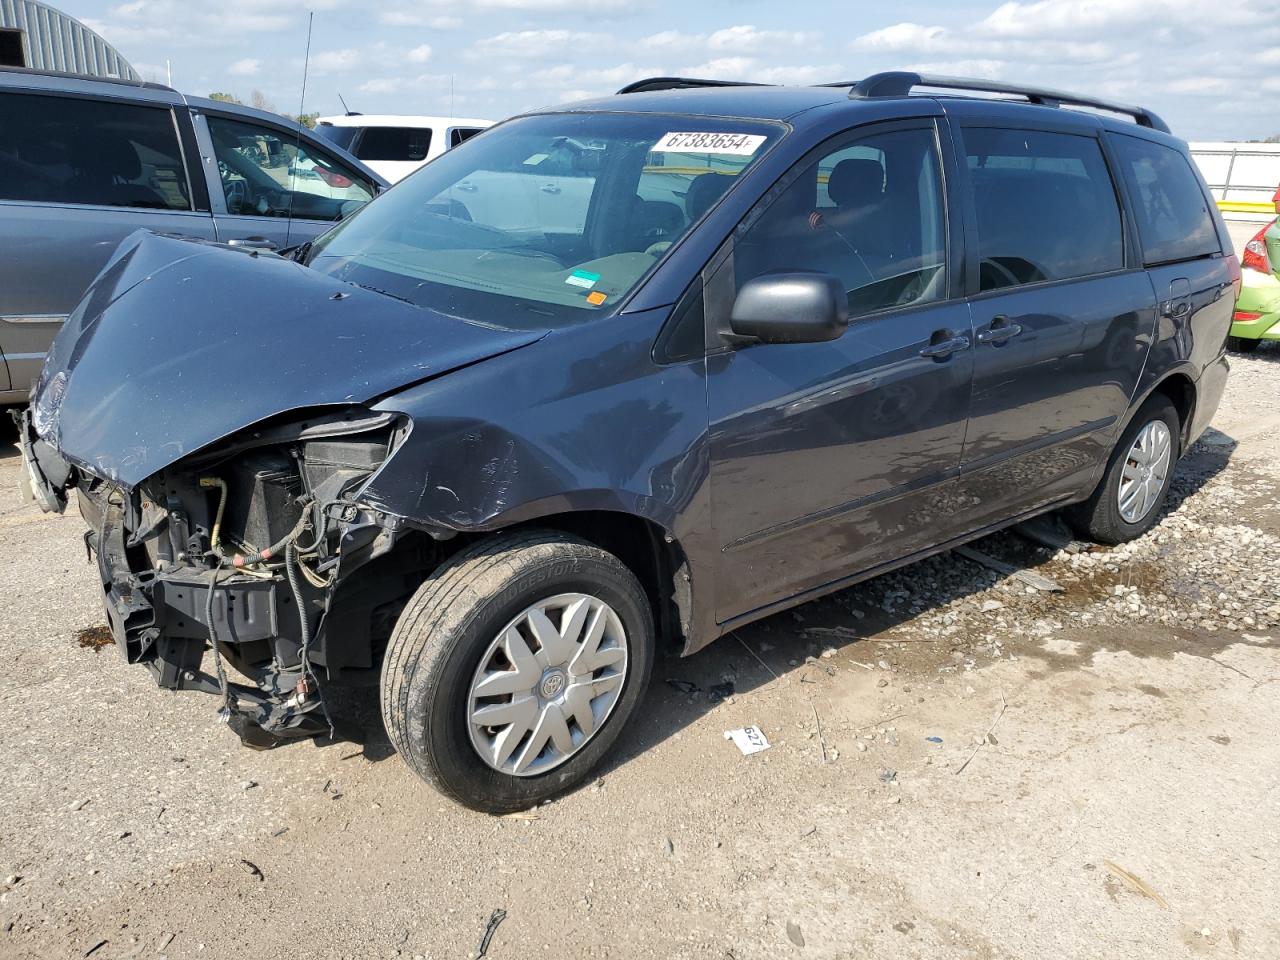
[313, 114, 493, 183]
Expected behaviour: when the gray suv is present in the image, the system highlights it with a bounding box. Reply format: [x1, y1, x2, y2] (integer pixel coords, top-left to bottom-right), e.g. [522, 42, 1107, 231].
[21, 73, 1236, 813]
[0, 66, 386, 406]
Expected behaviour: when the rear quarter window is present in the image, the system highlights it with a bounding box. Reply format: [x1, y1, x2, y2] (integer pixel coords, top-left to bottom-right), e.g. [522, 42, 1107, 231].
[356, 127, 432, 162]
[1110, 135, 1220, 265]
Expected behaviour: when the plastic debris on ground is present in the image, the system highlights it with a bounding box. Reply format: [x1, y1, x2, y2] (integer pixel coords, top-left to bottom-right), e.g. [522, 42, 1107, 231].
[723, 726, 770, 755]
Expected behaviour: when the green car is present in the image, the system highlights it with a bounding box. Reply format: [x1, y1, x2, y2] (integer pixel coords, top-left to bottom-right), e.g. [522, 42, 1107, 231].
[1232, 218, 1280, 352]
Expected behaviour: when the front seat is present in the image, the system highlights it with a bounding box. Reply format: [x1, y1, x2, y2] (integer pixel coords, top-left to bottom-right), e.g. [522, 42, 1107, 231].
[826, 156, 912, 270]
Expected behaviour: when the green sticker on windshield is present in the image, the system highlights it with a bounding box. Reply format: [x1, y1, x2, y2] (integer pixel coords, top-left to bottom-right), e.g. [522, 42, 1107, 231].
[565, 269, 600, 289]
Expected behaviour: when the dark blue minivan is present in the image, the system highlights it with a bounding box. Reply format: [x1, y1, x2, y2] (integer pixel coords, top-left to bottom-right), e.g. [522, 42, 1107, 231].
[20, 73, 1236, 812]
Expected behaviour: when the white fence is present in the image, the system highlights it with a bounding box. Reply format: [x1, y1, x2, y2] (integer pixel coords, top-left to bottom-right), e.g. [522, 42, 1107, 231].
[1189, 141, 1280, 223]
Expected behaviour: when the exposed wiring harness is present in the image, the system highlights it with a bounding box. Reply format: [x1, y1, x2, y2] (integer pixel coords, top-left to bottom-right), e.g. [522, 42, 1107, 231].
[204, 559, 234, 718]
[198, 475, 336, 733]
[200, 475, 333, 584]
[285, 540, 335, 737]
[199, 477, 228, 554]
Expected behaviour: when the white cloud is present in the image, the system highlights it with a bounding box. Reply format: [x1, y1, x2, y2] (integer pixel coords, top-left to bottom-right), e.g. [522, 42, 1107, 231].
[470, 30, 611, 58]
[311, 49, 362, 72]
[753, 64, 844, 85]
[473, 0, 633, 8]
[642, 24, 813, 54]
[530, 62, 662, 88]
[841, 0, 1280, 138]
[851, 20, 1111, 64]
[228, 58, 261, 76]
[358, 78, 402, 94]
[852, 23, 949, 53]
[678, 56, 756, 80]
[378, 11, 462, 28]
[976, 0, 1218, 38]
[901, 59, 1006, 79]
[408, 44, 433, 64]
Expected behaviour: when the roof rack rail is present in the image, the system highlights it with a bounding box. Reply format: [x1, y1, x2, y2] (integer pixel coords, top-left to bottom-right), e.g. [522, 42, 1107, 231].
[617, 76, 770, 95]
[0, 64, 175, 92]
[844, 71, 1169, 133]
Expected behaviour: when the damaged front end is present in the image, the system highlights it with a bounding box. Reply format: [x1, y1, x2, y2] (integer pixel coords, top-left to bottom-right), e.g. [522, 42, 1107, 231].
[41, 407, 434, 748]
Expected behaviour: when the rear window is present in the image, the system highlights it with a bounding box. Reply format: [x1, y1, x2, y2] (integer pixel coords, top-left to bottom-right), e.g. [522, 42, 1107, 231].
[963, 127, 1123, 291]
[1111, 135, 1220, 265]
[0, 91, 191, 210]
[356, 126, 432, 162]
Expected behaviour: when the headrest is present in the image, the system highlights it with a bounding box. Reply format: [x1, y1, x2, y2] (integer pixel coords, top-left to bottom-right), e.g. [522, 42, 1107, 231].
[828, 157, 884, 209]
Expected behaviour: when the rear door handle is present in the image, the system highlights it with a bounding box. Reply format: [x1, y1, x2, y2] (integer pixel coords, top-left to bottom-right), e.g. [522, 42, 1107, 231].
[1162, 299, 1191, 319]
[977, 317, 1024, 344]
[919, 335, 971, 359]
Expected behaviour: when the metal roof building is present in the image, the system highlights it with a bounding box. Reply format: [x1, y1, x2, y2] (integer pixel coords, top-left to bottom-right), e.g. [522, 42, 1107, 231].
[0, 0, 139, 80]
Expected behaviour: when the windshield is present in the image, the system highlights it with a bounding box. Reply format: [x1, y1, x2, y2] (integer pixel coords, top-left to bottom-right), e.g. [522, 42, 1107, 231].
[307, 112, 782, 326]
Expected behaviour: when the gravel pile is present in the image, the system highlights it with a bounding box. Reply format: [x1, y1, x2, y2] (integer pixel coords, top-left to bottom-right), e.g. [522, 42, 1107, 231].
[819, 351, 1280, 653]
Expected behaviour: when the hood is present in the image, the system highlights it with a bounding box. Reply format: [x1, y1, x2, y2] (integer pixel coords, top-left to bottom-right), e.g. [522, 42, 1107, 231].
[32, 231, 545, 488]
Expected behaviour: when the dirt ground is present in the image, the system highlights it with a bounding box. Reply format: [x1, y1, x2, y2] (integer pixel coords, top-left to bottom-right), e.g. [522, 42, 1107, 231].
[1, 347, 1278, 960]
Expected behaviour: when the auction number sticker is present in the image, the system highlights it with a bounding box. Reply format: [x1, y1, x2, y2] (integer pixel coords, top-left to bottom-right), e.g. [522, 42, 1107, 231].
[652, 132, 767, 156]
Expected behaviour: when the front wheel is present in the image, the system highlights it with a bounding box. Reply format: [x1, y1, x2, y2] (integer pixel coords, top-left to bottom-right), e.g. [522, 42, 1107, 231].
[380, 531, 654, 813]
[1068, 394, 1179, 545]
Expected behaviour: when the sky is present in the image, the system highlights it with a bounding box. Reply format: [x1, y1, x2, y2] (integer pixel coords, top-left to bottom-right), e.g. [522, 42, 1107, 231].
[65, 0, 1280, 140]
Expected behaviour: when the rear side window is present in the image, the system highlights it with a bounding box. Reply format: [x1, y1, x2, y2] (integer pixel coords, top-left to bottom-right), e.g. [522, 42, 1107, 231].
[450, 127, 484, 148]
[0, 92, 191, 210]
[1111, 135, 1219, 265]
[963, 128, 1123, 291]
[356, 127, 432, 162]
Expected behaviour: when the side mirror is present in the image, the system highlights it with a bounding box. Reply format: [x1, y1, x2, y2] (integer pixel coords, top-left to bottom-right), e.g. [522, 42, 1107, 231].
[729, 272, 849, 344]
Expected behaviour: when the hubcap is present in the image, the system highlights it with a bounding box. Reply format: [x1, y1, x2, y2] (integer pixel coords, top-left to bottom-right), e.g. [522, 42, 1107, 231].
[1117, 419, 1172, 524]
[467, 593, 628, 777]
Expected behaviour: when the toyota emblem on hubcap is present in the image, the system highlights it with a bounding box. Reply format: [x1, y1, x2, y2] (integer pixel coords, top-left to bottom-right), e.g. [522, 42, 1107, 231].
[539, 669, 566, 700]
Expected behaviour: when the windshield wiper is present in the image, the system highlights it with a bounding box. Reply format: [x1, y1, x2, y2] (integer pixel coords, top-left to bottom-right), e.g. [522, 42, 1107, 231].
[349, 281, 417, 307]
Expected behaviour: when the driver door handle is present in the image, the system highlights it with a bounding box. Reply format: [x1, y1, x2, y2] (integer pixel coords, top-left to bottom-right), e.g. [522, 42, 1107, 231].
[919, 335, 971, 359]
[977, 317, 1024, 344]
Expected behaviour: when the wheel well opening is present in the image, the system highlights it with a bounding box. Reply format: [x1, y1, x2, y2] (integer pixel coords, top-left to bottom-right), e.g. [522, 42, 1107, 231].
[320, 512, 692, 681]
[1153, 374, 1195, 451]
[507, 511, 691, 653]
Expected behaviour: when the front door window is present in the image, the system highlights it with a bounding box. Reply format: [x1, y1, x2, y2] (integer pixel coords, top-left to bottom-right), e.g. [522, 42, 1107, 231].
[733, 126, 947, 318]
[206, 115, 375, 222]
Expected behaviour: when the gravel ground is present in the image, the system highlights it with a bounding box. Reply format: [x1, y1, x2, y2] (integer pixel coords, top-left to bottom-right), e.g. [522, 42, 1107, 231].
[1, 346, 1278, 960]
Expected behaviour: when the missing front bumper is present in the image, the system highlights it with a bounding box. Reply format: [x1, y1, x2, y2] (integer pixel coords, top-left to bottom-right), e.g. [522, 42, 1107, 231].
[80, 487, 352, 749]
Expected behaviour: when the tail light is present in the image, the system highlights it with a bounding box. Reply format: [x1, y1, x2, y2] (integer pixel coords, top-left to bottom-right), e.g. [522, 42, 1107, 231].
[314, 165, 353, 189]
[1233, 310, 1261, 323]
[1241, 221, 1272, 274]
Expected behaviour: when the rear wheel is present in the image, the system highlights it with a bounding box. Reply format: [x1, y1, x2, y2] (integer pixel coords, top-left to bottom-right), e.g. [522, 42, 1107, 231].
[1227, 335, 1261, 354]
[1068, 394, 1179, 545]
[380, 530, 654, 813]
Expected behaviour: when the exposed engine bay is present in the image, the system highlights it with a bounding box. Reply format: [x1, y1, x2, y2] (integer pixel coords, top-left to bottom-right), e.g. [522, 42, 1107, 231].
[41, 407, 449, 748]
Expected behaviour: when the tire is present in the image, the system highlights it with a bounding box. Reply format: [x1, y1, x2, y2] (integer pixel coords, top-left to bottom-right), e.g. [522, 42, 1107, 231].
[1226, 336, 1261, 354]
[380, 530, 654, 814]
[1067, 394, 1179, 545]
